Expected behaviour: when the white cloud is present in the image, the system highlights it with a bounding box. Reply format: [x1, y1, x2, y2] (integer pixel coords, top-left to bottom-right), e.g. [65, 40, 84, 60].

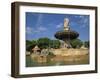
[79, 15, 84, 18]
[37, 26, 47, 31]
[26, 27, 33, 34]
[50, 36, 55, 39]
[26, 14, 47, 34]
[56, 23, 63, 29]
[35, 14, 43, 27]
[26, 26, 47, 34]
[80, 17, 89, 28]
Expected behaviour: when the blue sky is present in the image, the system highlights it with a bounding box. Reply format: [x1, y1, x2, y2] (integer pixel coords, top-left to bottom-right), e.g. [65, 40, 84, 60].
[26, 12, 89, 41]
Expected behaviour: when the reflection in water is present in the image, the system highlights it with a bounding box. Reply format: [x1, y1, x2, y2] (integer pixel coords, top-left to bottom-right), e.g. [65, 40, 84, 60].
[26, 53, 89, 67]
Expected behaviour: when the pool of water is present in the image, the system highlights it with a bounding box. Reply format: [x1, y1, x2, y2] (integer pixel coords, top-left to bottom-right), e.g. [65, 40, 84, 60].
[26, 54, 89, 67]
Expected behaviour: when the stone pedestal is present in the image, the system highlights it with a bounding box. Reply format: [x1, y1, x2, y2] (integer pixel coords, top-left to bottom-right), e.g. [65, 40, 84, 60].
[60, 40, 71, 48]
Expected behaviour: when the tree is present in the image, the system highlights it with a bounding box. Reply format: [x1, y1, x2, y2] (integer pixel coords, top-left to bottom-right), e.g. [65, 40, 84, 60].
[26, 38, 61, 50]
[71, 39, 83, 48]
[84, 41, 89, 48]
[37, 37, 50, 49]
[31, 40, 37, 46]
[26, 40, 32, 51]
[26, 40, 37, 51]
[26, 40, 32, 46]
[50, 40, 60, 49]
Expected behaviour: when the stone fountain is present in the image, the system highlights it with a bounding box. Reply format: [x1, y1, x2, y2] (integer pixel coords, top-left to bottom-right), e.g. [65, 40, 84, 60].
[55, 18, 79, 48]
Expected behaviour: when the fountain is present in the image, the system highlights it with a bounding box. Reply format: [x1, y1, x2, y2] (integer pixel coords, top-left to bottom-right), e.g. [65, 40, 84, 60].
[55, 18, 79, 48]
[28, 18, 89, 67]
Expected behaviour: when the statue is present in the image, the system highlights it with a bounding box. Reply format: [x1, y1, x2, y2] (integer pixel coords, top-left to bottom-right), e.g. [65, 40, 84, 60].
[64, 18, 70, 30]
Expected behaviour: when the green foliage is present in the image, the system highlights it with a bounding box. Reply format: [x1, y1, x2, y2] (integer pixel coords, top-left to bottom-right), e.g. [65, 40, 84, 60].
[32, 40, 37, 46]
[50, 40, 60, 49]
[37, 37, 50, 49]
[71, 39, 83, 48]
[26, 40, 32, 46]
[26, 40, 37, 51]
[84, 41, 89, 48]
[26, 38, 61, 51]
[26, 38, 89, 51]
